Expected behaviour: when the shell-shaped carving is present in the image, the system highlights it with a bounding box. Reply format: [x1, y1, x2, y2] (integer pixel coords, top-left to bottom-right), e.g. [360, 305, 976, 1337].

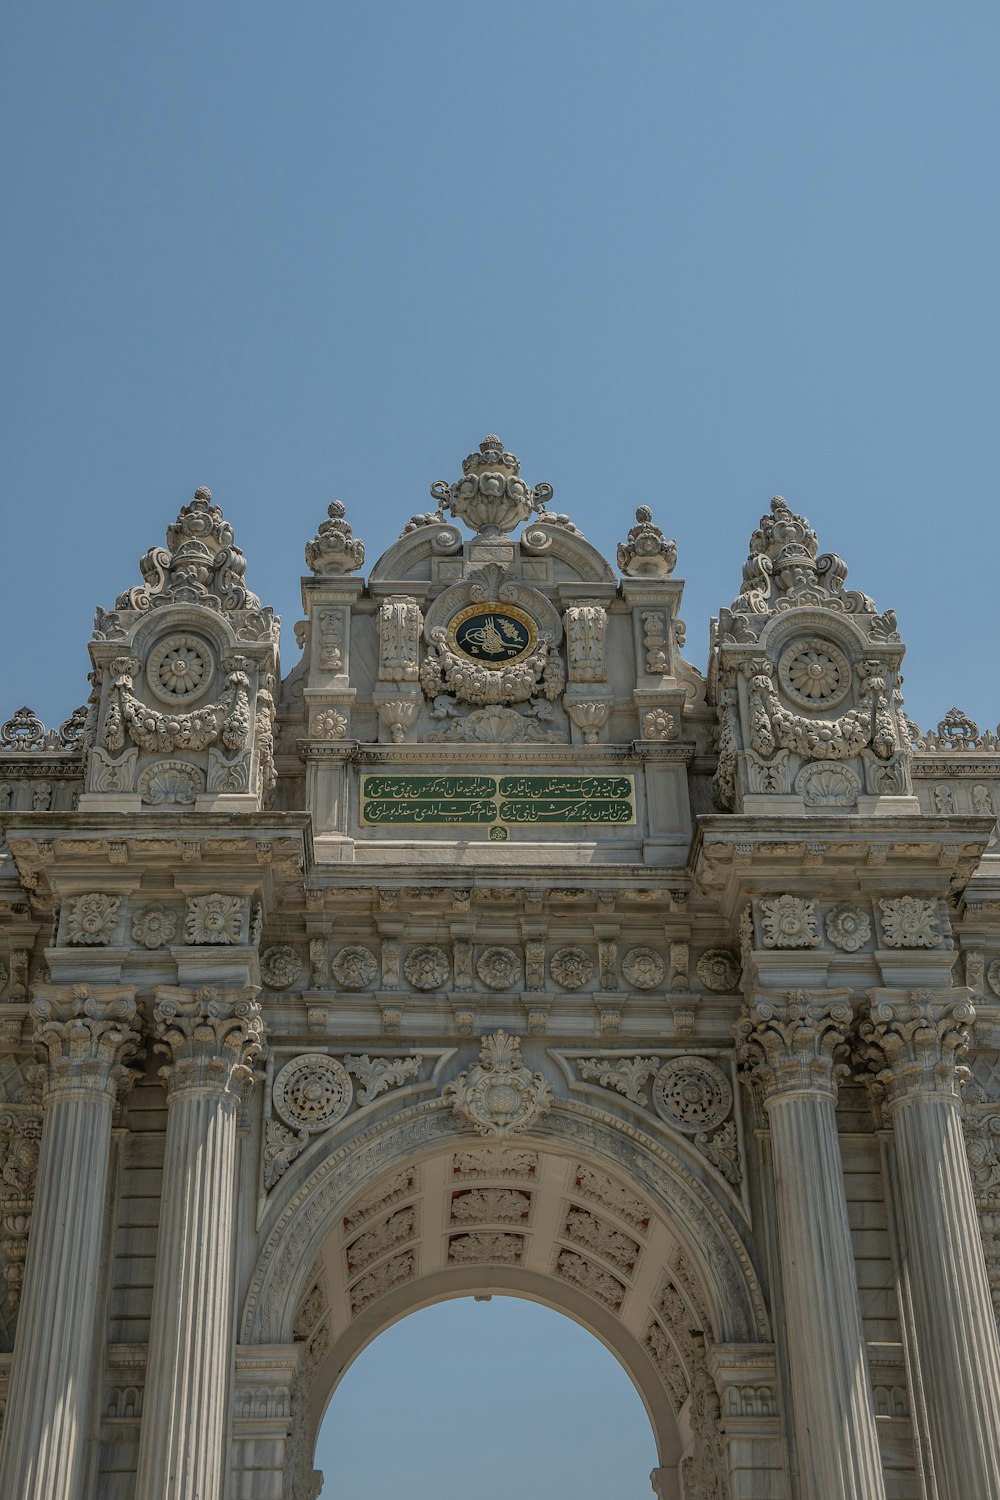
[137, 759, 205, 806]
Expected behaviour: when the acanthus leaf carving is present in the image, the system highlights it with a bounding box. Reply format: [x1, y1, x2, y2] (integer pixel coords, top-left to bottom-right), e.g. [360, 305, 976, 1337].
[577, 1056, 660, 1106]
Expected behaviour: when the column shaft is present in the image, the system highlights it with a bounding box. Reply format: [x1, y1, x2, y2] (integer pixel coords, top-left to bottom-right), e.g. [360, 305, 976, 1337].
[0, 1089, 114, 1499]
[890, 1093, 1000, 1500]
[135, 1087, 239, 1500]
[767, 1090, 886, 1500]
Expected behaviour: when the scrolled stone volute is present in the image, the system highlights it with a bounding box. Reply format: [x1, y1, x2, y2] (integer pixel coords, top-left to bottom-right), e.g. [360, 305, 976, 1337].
[153, 986, 266, 1099]
[735, 990, 853, 1102]
[857, 988, 974, 1104]
[30, 984, 143, 1102]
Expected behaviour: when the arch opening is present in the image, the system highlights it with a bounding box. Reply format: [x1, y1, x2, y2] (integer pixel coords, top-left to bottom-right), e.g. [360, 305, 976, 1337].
[313, 1294, 660, 1499]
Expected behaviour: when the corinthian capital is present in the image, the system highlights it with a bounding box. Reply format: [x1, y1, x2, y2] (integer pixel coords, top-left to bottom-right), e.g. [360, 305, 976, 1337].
[735, 990, 853, 1102]
[30, 985, 142, 1102]
[857, 988, 973, 1104]
[153, 986, 266, 1099]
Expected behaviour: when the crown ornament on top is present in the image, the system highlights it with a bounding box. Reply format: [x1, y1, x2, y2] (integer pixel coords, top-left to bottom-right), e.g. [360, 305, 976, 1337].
[305, 499, 366, 575]
[730, 495, 879, 618]
[430, 435, 554, 537]
[114, 487, 261, 614]
[617, 506, 677, 578]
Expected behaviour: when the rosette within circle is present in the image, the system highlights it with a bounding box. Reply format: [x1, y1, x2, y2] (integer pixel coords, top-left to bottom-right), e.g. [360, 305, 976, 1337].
[778, 637, 851, 709]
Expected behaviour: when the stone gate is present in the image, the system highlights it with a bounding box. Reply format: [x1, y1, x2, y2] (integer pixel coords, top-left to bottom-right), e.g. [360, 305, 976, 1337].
[0, 436, 998, 1499]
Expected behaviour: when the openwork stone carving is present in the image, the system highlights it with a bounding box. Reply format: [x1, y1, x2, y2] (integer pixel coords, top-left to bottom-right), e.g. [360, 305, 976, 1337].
[304, 499, 365, 575]
[273, 1055, 353, 1132]
[403, 946, 450, 991]
[652, 1058, 733, 1134]
[260, 946, 304, 990]
[621, 947, 666, 990]
[65, 894, 121, 946]
[184, 894, 247, 946]
[758, 894, 819, 949]
[549, 947, 594, 991]
[616, 507, 677, 579]
[476, 946, 521, 991]
[0, 707, 46, 750]
[824, 905, 872, 953]
[146, 634, 212, 704]
[878, 897, 943, 949]
[443, 1031, 553, 1138]
[695, 950, 741, 993]
[577, 1056, 659, 1106]
[777, 638, 850, 709]
[429, 435, 553, 537]
[130, 903, 178, 950]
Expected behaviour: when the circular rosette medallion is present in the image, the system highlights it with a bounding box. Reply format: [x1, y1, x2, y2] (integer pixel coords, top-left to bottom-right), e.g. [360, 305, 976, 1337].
[260, 945, 304, 990]
[331, 945, 379, 990]
[476, 946, 522, 991]
[273, 1054, 353, 1133]
[777, 637, 851, 710]
[448, 602, 537, 668]
[652, 1057, 733, 1134]
[404, 945, 451, 991]
[621, 947, 666, 990]
[146, 634, 213, 704]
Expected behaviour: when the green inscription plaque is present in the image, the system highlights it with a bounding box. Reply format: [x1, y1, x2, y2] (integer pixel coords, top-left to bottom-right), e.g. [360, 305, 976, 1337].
[359, 773, 636, 829]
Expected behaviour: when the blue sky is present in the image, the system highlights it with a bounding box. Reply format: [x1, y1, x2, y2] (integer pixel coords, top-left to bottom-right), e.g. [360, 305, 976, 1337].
[4, 3, 999, 740]
[3, 4, 999, 1488]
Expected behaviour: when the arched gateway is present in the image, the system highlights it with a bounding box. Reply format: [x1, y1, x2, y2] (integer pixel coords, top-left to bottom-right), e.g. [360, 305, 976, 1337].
[0, 437, 998, 1500]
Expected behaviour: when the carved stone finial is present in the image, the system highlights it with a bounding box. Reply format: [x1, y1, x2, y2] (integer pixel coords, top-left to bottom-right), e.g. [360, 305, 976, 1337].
[735, 991, 853, 1101]
[30, 986, 143, 1102]
[857, 990, 974, 1104]
[616, 507, 677, 578]
[304, 499, 366, 576]
[153, 987, 266, 1099]
[443, 1030, 553, 1137]
[429, 436, 554, 537]
[729, 494, 877, 619]
[113, 486, 261, 615]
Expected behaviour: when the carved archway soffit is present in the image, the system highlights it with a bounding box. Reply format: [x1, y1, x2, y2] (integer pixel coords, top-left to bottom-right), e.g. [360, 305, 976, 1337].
[242, 1092, 768, 1353]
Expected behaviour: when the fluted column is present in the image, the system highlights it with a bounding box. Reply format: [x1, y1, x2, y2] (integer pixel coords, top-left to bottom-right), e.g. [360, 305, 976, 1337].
[134, 985, 265, 1500]
[737, 991, 886, 1500]
[0, 984, 141, 1500]
[859, 989, 1000, 1499]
